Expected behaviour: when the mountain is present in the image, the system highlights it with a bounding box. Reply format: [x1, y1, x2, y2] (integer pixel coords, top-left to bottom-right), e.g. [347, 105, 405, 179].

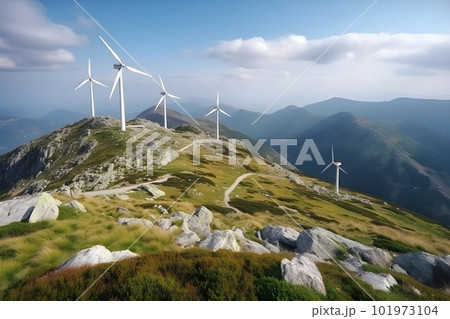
[304, 97, 450, 138]
[290, 112, 450, 225]
[0, 108, 86, 155]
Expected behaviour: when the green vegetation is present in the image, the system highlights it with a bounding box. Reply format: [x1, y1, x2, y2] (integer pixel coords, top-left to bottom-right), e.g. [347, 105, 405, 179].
[372, 235, 419, 254]
[255, 277, 323, 301]
[0, 221, 50, 239]
[57, 206, 79, 220]
[229, 198, 285, 215]
[0, 246, 16, 260]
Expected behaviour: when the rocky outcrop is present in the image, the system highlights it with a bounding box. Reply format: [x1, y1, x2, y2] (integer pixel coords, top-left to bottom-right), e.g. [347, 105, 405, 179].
[0, 193, 41, 226]
[199, 230, 240, 252]
[234, 229, 269, 254]
[297, 227, 392, 267]
[58, 245, 138, 270]
[118, 218, 152, 228]
[281, 254, 326, 295]
[393, 252, 450, 288]
[359, 272, 398, 292]
[176, 230, 201, 248]
[156, 148, 179, 168]
[28, 192, 61, 223]
[188, 206, 213, 238]
[63, 200, 86, 213]
[259, 225, 299, 250]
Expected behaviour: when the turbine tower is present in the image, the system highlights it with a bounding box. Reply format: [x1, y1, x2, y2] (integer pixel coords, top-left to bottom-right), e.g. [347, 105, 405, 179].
[99, 36, 151, 131]
[204, 92, 231, 139]
[74, 58, 108, 117]
[155, 75, 181, 129]
[321, 145, 348, 194]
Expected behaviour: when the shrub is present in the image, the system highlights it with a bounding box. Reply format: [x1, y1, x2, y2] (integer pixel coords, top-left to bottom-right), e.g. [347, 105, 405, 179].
[0, 246, 17, 259]
[372, 235, 419, 254]
[255, 276, 323, 301]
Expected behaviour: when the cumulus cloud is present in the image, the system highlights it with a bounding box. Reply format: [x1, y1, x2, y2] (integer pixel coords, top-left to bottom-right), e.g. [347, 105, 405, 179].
[207, 33, 450, 71]
[0, 0, 87, 70]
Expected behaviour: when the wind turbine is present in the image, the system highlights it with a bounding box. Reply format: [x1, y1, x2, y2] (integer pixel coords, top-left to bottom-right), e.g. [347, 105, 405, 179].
[74, 58, 108, 117]
[204, 92, 231, 139]
[321, 145, 348, 194]
[155, 76, 181, 129]
[99, 36, 151, 131]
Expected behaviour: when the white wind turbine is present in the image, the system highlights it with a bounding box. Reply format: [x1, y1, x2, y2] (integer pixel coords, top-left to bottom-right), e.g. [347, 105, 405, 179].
[99, 36, 151, 131]
[74, 58, 108, 117]
[204, 92, 231, 140]
[321, 145, 348, 194]
[155, 75, 181, 129]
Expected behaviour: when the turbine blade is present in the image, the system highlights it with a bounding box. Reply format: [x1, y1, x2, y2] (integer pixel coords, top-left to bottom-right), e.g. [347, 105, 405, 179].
[99, 36, 122, 64]
[167, 93, 181, 100]
[331, 144, 334, 163]
[219, 108, 231, 117]
[74, 79, 89, 91]
[88, 58, 91, 78]
[92, 79, 108, 88]
[159, 75, 166, 92]
[155, 95, 165, 110]
[321, 162, 332, 174]
[340, 167, 349, 175]
[216, 92, 220, 108]
[110, 69, 122, 99]
[204, 108, 217, 117]
[123, 65, 150, 77]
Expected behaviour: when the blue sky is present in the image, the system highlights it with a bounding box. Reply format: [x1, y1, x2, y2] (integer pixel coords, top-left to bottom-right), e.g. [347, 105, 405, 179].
[0, 0, 449, 118]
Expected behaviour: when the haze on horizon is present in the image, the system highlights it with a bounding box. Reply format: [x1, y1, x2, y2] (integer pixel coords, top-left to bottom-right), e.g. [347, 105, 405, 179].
[0, 0, 449, 118]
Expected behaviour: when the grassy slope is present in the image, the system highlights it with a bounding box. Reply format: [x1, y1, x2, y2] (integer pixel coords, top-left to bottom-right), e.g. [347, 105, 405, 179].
[0, 122, 449, 300]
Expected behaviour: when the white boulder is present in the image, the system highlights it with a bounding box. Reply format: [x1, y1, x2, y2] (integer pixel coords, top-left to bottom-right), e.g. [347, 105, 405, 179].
[188, 206, 213, 237]
[281, 254, 326, 295]
[234, 229, 269, 254]
[28, 192, 61, 223]
[176, 230, 201, 248]
[199, 230, 240, 252]
[118, 218, 152, 228]
[359, 272, 398, 292]
[0, 193, 41, 226]
[59, 245, 139, 270]
[63, 200, 86, 213]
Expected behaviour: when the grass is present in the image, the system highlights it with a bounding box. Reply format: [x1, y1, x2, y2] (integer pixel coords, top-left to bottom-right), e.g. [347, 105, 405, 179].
[0, 221, 50, 239]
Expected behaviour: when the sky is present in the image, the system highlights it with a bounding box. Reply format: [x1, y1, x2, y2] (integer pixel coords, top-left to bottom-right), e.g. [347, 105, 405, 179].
[0, 0, 449, 118]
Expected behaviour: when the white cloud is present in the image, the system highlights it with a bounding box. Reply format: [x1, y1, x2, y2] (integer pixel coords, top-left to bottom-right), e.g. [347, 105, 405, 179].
[207, 33, 450, 72]
[0, 0, 87, 70]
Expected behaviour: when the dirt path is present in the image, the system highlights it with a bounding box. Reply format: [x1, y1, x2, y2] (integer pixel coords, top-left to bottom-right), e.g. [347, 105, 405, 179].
[82, 174, 173, 197]
[223, 173, 254, 212]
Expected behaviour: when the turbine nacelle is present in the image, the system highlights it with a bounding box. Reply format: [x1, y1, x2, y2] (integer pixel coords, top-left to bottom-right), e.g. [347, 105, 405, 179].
[113, 64, 122, 70]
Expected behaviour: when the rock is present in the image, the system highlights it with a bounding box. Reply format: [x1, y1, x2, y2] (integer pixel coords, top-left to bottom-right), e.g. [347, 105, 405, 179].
[115, 194, 130, 200]
[391, 264, 408, 275]
[118, 218, 152, 228]
[116, 206, 129, 214]
[359, 272, 397, 291]
[0, 193, 42, 226]
[296, 227, 392, 267]
[176, 230, 201, 248]
[259, 225, 299, 250]
[234, 229, 269, 254]
[63, 200, 86, 213]
[264, 240, 280, 253]
[28, 192, 61, 223]
[255, 230, 262, 240]
[340, 256, 364, 274]
[155, 204, 168, 215]
[281, 254, 326, 295]
[188, 206, 213, 237]
[155, 218, 172, 231]
[394, 252, 450, 288]
[297, 228, 342, 259]
[139, 184, 165, 198]
[24, 180, 49, 194]
[59, 245, 139, 270]
[199, 230, 240, 252]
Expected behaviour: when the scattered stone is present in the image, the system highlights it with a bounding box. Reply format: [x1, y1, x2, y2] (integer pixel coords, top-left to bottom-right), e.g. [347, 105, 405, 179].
[234, 229, 269, 254]
[118, 218, 152, 228]
[394, 252, 450, 288]
[339, 256, 364, 274]
[176, 230, 201, 248]
[260, 225, 299, 250]
[188, 206, 213, 237]
[116, 206, 129, 214]
[139, 184, 165, 198]
[199, 230, 240, 252]
[255, 230, 262, 240]
[63, 200, 87, 213]
[155, 204, 168, 215]
[155, 218, 172, 231]
[28, 192, 61, 223]
[359, 272, 398, 292]
[263, 240, 280, 253]
[391, 264, 408, 275]
[24, 180, 49, 195]
[281, 254, 326, 295]
[58, 245, 139, 270]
